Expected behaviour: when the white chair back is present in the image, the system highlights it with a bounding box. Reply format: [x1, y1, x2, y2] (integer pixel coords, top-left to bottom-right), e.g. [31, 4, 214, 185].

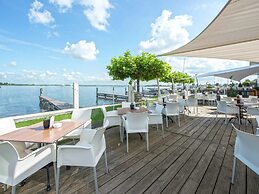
[122, 102, 134, 108]
[126, 112, 148, 133]
[187, 98, 198, 107]
[217, 101, 227, 113]
[165, 102, 179, 115]
[0, 142, 18, 183]
[72, 108, 92, 122]
[222, 96, 232, 103]
[208, 94, 216, 100]
[168, 94, 178, 101]
[178, 99, 186, 113]
[155, 104, 164, 114]
[0, 117, 17, 135]
[232, 124, 259, 175]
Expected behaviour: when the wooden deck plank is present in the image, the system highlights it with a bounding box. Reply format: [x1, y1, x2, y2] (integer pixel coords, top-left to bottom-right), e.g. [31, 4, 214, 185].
[3, 106, 259, 194]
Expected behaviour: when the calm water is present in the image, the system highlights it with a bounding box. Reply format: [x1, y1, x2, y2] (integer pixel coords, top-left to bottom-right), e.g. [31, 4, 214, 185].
[0, 85, 126, 118]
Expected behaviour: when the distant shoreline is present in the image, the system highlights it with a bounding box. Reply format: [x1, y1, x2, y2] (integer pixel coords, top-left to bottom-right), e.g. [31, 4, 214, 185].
[0, 84, 171, 87]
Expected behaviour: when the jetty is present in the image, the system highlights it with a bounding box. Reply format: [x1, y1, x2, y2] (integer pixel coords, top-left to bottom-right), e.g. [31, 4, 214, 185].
[39, 95, 73, 111]
[96, 93, 128, 101]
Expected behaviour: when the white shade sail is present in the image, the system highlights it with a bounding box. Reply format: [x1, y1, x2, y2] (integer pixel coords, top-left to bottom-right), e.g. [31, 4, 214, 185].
[197, 64, 259, 81]
[159, 0, 259, 62]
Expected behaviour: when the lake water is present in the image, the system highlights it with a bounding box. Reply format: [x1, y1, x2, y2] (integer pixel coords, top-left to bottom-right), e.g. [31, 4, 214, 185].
[0, 85, 127, 118]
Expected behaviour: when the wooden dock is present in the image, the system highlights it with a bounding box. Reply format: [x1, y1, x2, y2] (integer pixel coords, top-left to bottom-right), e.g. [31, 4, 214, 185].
[97, 93, 128, 102]
[39, 95, 73, 111]
[2, 106, 259, 194]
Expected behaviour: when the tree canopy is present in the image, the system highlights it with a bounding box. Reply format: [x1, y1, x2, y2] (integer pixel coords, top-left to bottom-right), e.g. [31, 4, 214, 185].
[161, 71, 194, 84]
[107, 51, 171, 92]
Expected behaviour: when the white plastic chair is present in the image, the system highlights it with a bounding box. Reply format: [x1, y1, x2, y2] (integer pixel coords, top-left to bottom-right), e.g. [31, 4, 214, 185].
[206, 94, 216, 105]
[168, 94, 178, 102]
[123, 112, 149, 153]
[163, 102, 180, 127]
[178, 99, 187, 120]
[56, 120, 109, 194]
[187, 98, 198, 115]
[148, 104, 164, 137]
[101, 106, 123, 141]
[216, 101, 240, 124]
[64, 108, 92, 141]
[0, 118, 32, 158]
[0, 142, 56, 194]
[246, 107, 259, 125]
[231, 124, 259, 184]
[222, 96, 233, 103]
[122, 102, 135, 108]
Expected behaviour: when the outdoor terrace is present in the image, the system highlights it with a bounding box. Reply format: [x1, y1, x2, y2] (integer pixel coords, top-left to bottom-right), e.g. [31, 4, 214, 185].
[1, 106, 259, 194]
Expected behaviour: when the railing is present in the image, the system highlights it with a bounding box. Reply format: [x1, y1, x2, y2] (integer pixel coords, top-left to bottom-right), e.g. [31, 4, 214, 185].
[11, 103, 121, 122]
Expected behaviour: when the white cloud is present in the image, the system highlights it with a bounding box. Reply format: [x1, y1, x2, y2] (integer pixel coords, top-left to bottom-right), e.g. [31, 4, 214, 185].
[80, 0, 113, 31]
[28, 0, 55, 25]
[139, 10, 192, 54]
[9, 61, 17, 66]
[64, 40, 99, 60]
[49, 0, 74, 12]
[48, 0, 113, 31]
[0, 72, 7, 79]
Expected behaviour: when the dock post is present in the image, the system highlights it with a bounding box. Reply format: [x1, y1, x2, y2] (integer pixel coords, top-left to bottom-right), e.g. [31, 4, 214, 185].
[96, 87, 98, 105]
[112, 86, 115, 110]
[40, 88, 43, 96]
[73, 82, 79, 109]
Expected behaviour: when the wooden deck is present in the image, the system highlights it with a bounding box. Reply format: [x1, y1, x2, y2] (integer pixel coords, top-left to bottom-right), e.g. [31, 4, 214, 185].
[2, 106, 259, 194]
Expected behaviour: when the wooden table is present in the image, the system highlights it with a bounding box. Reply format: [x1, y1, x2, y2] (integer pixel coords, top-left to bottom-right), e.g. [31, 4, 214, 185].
[0, 120, 85, 191]
[117, 107, 150, 115]
[0, 120, 85, 143]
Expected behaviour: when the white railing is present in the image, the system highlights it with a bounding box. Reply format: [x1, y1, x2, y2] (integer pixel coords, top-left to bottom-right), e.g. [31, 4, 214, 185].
[11, 103, 121, 122]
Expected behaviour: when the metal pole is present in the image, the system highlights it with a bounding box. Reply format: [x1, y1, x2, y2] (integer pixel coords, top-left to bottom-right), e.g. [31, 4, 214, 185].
[112, 86, 115, 110]
[96, 87, 98, 105]
[73, 82, 79, 109]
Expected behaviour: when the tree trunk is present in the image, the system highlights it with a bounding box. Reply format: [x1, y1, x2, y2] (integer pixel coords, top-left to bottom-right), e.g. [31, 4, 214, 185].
[156, 78, 160, 97]
[136, 79, 140, 93]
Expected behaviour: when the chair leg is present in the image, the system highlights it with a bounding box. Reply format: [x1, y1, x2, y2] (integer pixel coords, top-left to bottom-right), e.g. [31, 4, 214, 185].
[216, 112, 218, 120]
[11, 185, 16, 194]
[231, 157, 237, 184]
[104, 150, 109, 173]
[178, 115, 180, 127]
[146, 132, 149, 151]
[53, 162, 57, 189]
[93, 167, 99, 194]
[56, 167, 60, 194]
[120, 125, 123, 143]
[225, 114, 227, 124]
[156, 124, 159, 132]
[161, 123, 164, 138]
[126, 133, 129, 153]
[166, 116, 169, 128]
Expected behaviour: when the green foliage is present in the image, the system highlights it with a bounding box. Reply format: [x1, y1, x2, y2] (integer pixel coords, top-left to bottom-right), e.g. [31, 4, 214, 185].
[161, 71, 194, 84]
[227, 78, 238, 97]
[107, 51, 171, 91]
[242, 79, 251, 87]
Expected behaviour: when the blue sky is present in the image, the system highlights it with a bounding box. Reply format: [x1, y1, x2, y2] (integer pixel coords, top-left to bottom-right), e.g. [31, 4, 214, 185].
[0, 0, 250, 84]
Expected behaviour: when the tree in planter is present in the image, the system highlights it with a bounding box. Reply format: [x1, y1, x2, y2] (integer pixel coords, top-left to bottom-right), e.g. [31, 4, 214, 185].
[242, 79, 251, 87]
[161, 71, 194, 92]
[107, 51, 171, 93]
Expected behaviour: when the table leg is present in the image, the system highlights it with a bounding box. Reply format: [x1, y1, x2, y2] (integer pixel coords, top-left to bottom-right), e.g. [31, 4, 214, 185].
[45, 164, 51, 191]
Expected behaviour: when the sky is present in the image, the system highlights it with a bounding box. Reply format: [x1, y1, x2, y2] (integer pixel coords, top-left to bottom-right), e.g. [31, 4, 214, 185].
[0, 0, 251, 85]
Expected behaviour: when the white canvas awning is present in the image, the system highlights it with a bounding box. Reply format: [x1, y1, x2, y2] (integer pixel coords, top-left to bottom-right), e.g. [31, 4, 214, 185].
[198, 64, 259, 81]
[159, 0, 259, 62]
